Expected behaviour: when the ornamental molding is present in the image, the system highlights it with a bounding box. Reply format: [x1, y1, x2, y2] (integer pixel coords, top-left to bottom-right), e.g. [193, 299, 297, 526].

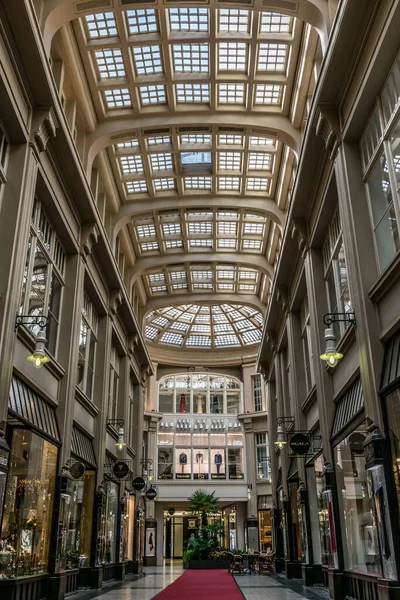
[315, 104, 341, 160]
[291, 219, 308, 257]
[81, 223, 100, 258]
[276, 286, 289, 313]
[109, 289, 123, 316]
[30, 108, 58, 155]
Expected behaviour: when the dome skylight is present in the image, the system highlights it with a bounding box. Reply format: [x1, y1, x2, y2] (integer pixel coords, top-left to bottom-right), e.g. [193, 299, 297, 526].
[145, 304, 263, 349]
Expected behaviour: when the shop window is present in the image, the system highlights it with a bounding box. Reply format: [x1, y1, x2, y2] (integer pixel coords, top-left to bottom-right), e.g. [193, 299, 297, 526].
[258, 507, 272, 552]
[99, 481, 119, 563]
[300, 297, 314, 393]
[175, 449, 191, 479]
[158, 448, 173, 480]
[228, 447, 243, 479]
[1, 429, 58, 577]
[211, 448, 225, 479]
[253, 374, 263, 412]
[19, 200, 66, 356]
[107, 346, 120, 420]
[56, 469, 96, 571]
[193, 448, 209, 480]
[255, 432, 270, 480]
[123, 495, 135, 561]
[334, 424, 382, 576]
[77, 293, 98, 399]
[322, 209, 352, 340]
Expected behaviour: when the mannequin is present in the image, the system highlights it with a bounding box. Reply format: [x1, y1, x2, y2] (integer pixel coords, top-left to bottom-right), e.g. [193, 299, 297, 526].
[179, 451, 187, 473]
[214, 451, 222, 474]
[196, 451, 203, 474]
[179, 393, 186, 413]
[196, 394, 203, 414]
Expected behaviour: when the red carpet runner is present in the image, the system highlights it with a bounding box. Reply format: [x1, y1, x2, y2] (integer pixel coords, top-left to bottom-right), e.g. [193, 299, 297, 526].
[153, 569, 244, 599]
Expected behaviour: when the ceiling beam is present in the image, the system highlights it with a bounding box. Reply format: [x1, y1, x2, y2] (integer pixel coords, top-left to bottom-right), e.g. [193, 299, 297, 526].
[142, 293, 266, 316]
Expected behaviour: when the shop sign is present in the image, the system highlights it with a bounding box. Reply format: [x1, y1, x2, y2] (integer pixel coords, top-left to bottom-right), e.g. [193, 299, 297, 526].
[113, 461, 129, 479]
[289, 433, 311, 455]
[159, 472, 173, 480]
[168, 507, 175, 515]
[70, 462, 85, 479]
[146, 488, 157, 500]
[211, 473, 226, 480]
[0, 450, 9, 470]
[229, 473, 244, 479]
[132, 476, 146, 491]
[194, 473, 209, 480]
[176, 473, 191, 479]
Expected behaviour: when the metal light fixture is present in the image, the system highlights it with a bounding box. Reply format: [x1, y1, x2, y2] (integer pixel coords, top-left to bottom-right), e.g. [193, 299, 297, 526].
[15, 316, 51, 369]
[320, 312, 356, 368]
[274, 423, 286, 449]
[107, 419, 126, 451]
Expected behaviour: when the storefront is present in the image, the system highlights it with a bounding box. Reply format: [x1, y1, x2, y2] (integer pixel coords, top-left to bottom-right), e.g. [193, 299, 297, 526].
[285, 459, 302, 578]
[257, 496, 272, 552]
[0, 375, 60, 586]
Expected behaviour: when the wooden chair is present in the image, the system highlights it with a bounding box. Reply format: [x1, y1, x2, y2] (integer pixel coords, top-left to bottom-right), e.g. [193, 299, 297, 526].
[225, 552, 244, 575]
[259, 551, 275, 575]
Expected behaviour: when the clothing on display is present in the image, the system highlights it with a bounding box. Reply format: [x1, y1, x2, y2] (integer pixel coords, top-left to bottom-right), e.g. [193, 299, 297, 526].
[214, 452, 222, 474]
[196, 452, 203, 463]
[212, 395, 220, 413]
[179, 452, 187, 473]
[196, 394, 203, 414]
[179, 394, 186, 413]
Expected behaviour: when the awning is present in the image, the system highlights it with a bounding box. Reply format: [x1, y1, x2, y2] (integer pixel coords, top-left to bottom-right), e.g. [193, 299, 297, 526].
[381, 329, 400, 394]
[331, 377, 364, 440]
[71, 426, 97, 468]
[9, 375, 60, 443]
[287, 458, 299, 481]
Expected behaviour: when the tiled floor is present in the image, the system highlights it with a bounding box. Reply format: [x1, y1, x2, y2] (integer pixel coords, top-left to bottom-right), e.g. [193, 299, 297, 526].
[82, 565, 330, 600]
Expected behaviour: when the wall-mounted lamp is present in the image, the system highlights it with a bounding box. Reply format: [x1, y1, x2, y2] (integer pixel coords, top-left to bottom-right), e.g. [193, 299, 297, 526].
[320, 312, 356, 368]
[107, 419, 126, 451]
[274, 417, 295, 449]
[15, 315, 50, 369]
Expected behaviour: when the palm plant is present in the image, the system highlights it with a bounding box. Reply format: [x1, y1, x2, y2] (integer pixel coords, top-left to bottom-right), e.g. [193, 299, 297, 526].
[187, 489, 220, 534]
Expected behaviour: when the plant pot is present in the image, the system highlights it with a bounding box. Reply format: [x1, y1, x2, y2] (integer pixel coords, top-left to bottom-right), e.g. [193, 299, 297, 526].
[185, 559, 230, 570]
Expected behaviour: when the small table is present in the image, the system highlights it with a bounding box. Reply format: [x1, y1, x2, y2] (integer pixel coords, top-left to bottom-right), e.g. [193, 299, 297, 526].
[243, 554, 260, 575]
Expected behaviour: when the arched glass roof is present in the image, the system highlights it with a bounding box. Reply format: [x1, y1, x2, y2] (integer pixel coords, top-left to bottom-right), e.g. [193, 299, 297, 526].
[145, 304, 263, 349]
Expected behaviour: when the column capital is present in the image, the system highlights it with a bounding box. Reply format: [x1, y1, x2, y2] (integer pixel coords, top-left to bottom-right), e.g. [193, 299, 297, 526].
[30, 108, 58, 156]
[291, 219, 308, 257]
[315, 104, 341, 160]
[109, 289, 123, 317]
[81, 223, 100, 259]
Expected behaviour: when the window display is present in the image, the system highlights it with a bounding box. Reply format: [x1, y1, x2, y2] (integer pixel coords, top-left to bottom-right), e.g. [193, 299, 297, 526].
[123, 495, 135, 561]
[211, 449, 225, 479]
[97, 481, 119, 563]
[158, 448, 173, 480]
[193, 449, 209, 480]
[228, 448, 243, 479]
[211, 393, 223, 414]
[175, 449, 191, 479]
[1, 429, 58, 578]
[258, 509, 272, 552]
[334, 425, 382, 576]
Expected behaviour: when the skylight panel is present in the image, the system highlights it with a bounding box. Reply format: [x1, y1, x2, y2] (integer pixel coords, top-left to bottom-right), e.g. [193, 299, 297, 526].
[193, 283, 213, 290]
[165, 240, 183, 249]
[213, 313, 229, 323]
[139, 85, 167, 106]
[120, 155, 144, 174]
[170, 270, 186, 280]
[250, 136, 275, 146]
[169, 7, 209, 32]
[181, 152, 212, 166]
[218, 177, 240, 191]
[85, 13, 117, 39]
[243, 239, 262, 250]
[160, 332, 183, 345]
[248, 152, 273, 170]
[219, 83, 245, 104]
[192, 325, 211, 333]
[189, 239, 213, 248]
[186, 336, 211, 347]
[153, 316, 169, 327]
[247, 177, 270, 191]
[239, 284, 256, 292]
[141, 241, 159, 251]
[219, 152, 242, 170]
[145, 326, 158, 340]
[163, 223, 181, 235]
[150, 153, 173, 171]
[137, 223, 156, 237]
[175, 83, 210, 104]
[173, 44, 209, 73]
[126, 180, 147, 194]
[218, 283, 234, 291]
[242, 329, 262, 344]
[219, 9, 250, 33]
[150, 285, 167, 293]
[244, 222, 264, 234]
[172, 283, 188, 290]
[95, 49, 125, 79]
[189, 222, 212, 235]
[254, 84, 284, 105]
[215, 323, 235, 333]
[257, 44, 288, 72]
[219, 42, 248, 71]
[181, 134, 211, 145]
[218, 221, 238, 234]
[260, 12, 292, 33]
[148, 273, 165, 283]
[218, 134, 243, 145]
[133, 46, 163, 75]
[126, 9, 158, 34]
[117, 139, 139, 149]
[192, 270, 213, 280]
[218, 239, 237, 248]
[104, 89, 131, 109]
[154, 178, 175, 191]
[240, 270, 258, 280]
[171, 321, 189, 332]
[215, 335, 240, 347]
[184, 176, 212, 190]
[217, 269, 235, 279]
[148, 136, 171, 146]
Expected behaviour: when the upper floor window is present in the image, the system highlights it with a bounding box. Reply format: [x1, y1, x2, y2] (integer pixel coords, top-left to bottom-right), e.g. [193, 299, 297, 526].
[322, 209, 352, 340]
[300, 297, 314, 393]
[158, 373, 242, 415]
[77, 293, 98, 399]
[360, 52, 400, 273]
[255, 432, 270, 480]
[253, 374, 263, 412]
[20, 200, 66, 356]
[108, 345, 120, 419]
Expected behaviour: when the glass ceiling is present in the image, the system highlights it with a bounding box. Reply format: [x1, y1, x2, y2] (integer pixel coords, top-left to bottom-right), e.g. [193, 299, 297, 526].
[145, 304, 263, 349]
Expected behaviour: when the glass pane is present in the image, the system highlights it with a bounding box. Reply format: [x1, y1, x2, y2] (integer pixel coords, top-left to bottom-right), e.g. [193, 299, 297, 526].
[193, 391, 207, 414]
[175, 448, 191, 479]
[374, 203, 400, 272]
[227, 392, 240, 413]
[27, 244, 48, 333]
[123, 495, 135, 561]
[366, 153, 394, 224]
[211, 393, 223, 413]
[177, 391, 190, 413]
[47, 276, 62, 355]
[210, 448, 225, 479]
[228, 447, 243, 479]
[1, 430, 58, 577]
[77, 319, 88, 389]
[105, 481, 119, 563]
[86, 336, 96, 398]
[158, 448, 173, 480]
[389, 117, 400, 191]
[193, 448, 209, 480]
[20, 235, 33, 314]
[337, 244, 352, 313]
[159, 390, 174, 413]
